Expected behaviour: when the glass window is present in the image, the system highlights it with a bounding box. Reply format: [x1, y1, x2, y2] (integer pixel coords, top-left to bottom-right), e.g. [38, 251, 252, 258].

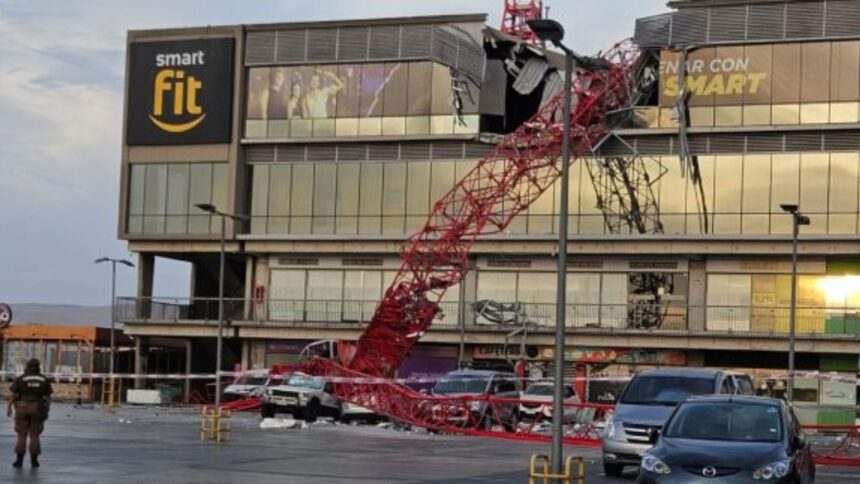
[383, 63, 408, 116]
[246, 67, 270, 120]
[660, 156, 687, 234]
[269, 269, 306, 321]
[343, 270, 382, 321]
[518, 273, 556, 304]
[830, 102, 859, 123]
[290, 163, 314, 233]
[714, 46, 744, 106]
[830, 41, 860, 102]
[312, 164, 336, 234]
[406, 162, 430, 230]
[800, 153, 829, 214]
[772, 43, 801, 103]
[689, 48, 716, 106]
[714, 155, 742, 233]
[658, 50, 681, 107]
[743, 105, 770, 126]
[801, 42, 830, 103]
[360, 64, 385, 117]
[830, 153, 859, 234]
[707, 274, 751, 331]
[251, 165, 269, 234]
[336, 64, 361, 118]
[129, 165, 145, 216]
[686, 155, 714, 234]
[800, 103, 829, 124]
[359, 162, 382, 234]
[336, 163, 360, 234]
[430, 63, 452, 115]
[188, 164, 213, 234]
[210, 163, 228, 233]
[476, 272, 518, 308]
[528, 179, 555, 235]
[407, 62, 433, 115]
[143, 164, 167, 216]
[772, 104, 800, 125]
[689, 106, 714, 127]
[742, 155, 771, 234]
[744, 44, 772, 104]
[307, 270, 343, 322]
[430, 161, 456, 203]
[268, 164, 291, 233]
[166, 164, 189, 233]
[382, 162, 407, 234]
[771, 154, 800, 234]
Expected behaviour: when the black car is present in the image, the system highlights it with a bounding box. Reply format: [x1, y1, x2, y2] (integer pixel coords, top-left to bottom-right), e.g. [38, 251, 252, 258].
[638, 395, 815, 483]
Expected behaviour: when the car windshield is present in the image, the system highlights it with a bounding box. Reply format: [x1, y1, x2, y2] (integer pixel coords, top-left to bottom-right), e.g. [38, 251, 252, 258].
[285, 376, 324, 390]
[664, 401, 783, 443]
[620, 375, 715, 405]
[433, 375, 490, 395]
[235, 375, 268, 386]
[524, 384, 554, 396]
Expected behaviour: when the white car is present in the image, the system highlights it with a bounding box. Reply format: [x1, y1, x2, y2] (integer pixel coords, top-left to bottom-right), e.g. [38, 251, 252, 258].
[260, 372, 377, 423]
[518, 382, 580, 420]
[223, 370, 270, 401]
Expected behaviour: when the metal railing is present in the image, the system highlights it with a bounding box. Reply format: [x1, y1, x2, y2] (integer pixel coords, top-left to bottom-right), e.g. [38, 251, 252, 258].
[117, 297, 860, 337]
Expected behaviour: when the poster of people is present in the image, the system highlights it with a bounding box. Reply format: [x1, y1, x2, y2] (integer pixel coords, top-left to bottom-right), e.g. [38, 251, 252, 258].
[248, 66, 347, 119]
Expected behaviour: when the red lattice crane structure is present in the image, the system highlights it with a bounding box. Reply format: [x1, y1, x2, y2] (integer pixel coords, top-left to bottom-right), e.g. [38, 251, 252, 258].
[301, 42, 641, 445]
[500, 0, 544, 43]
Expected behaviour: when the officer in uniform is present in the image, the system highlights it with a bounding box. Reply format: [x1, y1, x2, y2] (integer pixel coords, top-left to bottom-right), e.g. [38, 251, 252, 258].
[6, 358, 52, 468]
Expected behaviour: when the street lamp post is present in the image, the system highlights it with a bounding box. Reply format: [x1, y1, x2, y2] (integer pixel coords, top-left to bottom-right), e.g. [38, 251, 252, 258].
[195, 203, 249, 409]
[527, 18, 575, 480]
[95, 256, 134, 405]
[779, 204, 810, 402]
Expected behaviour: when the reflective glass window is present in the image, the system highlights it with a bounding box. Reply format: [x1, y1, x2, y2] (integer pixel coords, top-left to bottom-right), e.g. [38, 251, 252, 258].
[251, 165, 269, 234]
[336, 64, 361, 118]
[742, 155, 771, 234]
[312, 164, 336, 234]
[246, 67, 270, 120]
[772, 44, 801, 103]
[771, 154, 800, 234]
[800, 153, 829, 214]
[744, 44, 772, 104]
[713, 46, 744, 106]
[801, 42, 830, 103]
[407, 62, 432, 115]
[431, 63, 451, 115]
[360, 64, 385, 117]
[713, 155, 742, 234]
[830, 153, 859, 234]
[129, 165, 145, 216]
[830, 41, 860, 102]
[382, 162, 407, 234]
[383, 63, 408, 116]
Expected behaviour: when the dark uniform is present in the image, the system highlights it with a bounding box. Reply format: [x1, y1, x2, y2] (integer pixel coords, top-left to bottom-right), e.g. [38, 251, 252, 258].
[8, 358, 52, 468]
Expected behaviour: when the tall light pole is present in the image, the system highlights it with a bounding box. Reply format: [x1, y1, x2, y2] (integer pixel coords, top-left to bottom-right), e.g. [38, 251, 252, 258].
[528, 18, 574, 480]
[195, 203, 249, 408]
[779, 204, 809, 402]
[95, 256, 134, 405]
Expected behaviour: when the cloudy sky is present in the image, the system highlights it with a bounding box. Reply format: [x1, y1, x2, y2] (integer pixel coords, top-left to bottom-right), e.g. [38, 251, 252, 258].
[0, 0, 669, 306]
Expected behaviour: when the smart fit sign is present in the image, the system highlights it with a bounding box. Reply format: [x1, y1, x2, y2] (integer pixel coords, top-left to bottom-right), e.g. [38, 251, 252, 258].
[126, 38, 234, 145]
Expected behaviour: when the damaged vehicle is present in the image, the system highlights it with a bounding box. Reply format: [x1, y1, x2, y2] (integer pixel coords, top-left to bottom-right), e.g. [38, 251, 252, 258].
[223, 369, 271, 401]
[260, 372, 377, 423]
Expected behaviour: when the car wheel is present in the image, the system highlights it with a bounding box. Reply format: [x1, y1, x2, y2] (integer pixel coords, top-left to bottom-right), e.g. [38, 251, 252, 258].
[260, 403, 275, 419]
[603, 462, 624, 477]
[303, 399, 319, 423]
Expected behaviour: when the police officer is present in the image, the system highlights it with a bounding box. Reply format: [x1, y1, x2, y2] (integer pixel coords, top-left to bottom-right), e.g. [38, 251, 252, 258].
[6, 358, 52, 468]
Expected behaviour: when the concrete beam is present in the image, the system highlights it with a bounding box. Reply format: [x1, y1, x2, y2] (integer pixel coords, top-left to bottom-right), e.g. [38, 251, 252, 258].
[123, 322, 237, 338]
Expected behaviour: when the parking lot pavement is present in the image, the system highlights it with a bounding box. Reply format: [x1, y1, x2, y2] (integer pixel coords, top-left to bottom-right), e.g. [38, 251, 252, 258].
[0, 404, 858, 483]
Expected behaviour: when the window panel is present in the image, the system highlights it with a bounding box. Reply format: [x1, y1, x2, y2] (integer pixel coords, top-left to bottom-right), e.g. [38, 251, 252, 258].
[713, 155, 742, 233]
[406, 162, 430, 217]
[129, 164, 145, 215]
[476, 272, 517, 302]
[771, 154, 800, 234]
[336, 64, 361, 118]
[742, 155, 771, 234]
[269, 269, 306, 320]
[714, 106, 742, 126]
[166, 164, 189, 215]
[290, 164, 313, 234]
[143, 164, 167, 216]
[688, 48, 716, 106]
[686, 155, 714, 235]
[360, 64, 385, 117]
[430, 161, 456, 202]
[689, 106, 714, 126]
[407, 62, 432, 115]
[658, 50, 681, 107]
[659, 156, 686, 234]
[800, 153, 828, 213]
[251, 165, 269, 234]
[359, 163, 382, 234]
[382, 63, 408, 116]
[382, 162, 407, 234]
[313, 163, 336, 234]
[268, 164, 292, 217]
[312, 119, 335, 137]
[743, 105, 770, 125]
[830, 102, 860, 123]
[801, 42, 831, 102]
[210, 163, 228, 233]
[601, 273, 628, 328]
[830, 153, 859, 214]
[430, 63, 452, 115]
[381, 117, 406, 135]
[714, 46, 744, 106]
[336, 118, 359, 137]
[830, 41, 860, 101]
[517, 273, 556, 303]
[336, 163, 360, 216]
[800, 103, 829, 124]
[247, 67, 270, 120]
[772, 104, 800, 125]
[188, 164, 213, 233]
[772, 43, 801, 103]
[744, 44, 772, 104]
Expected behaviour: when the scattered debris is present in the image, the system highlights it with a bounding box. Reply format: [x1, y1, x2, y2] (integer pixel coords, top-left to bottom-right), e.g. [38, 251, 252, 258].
[259, 417, 300, 430]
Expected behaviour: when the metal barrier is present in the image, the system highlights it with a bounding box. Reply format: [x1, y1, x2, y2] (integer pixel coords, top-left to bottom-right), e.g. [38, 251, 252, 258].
[200, 406, 232, 443]
[802, 424, 860, 467]
[528, 454, 585, 484]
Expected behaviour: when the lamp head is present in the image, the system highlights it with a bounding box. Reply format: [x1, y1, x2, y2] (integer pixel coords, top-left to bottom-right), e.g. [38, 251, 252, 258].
[780, 203, 799, 214]
[195, 203, 217, 214]
[119, 259, 135, 268]
[797, 215, 811, 226]
[94, 257, 109, 264]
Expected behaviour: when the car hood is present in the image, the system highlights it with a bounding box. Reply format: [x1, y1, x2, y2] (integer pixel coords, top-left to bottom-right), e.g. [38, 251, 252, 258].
[655, 438, 785, 469]
[614, 403, 676, 426]
[267, 385, 317, 393]
[224, 384, 261, 394]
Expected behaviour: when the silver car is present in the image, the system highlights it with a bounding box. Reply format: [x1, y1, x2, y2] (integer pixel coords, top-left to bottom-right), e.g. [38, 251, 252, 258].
[602, 368, 754, 477]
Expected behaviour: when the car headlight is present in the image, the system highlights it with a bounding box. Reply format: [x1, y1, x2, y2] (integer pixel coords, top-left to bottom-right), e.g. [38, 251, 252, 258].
[298, 393, 308, 403]
[753, 460, 790, 480]
[469, 401, 483, 412]
[641, 454, 671, 475]
[604, 419, 623, 440]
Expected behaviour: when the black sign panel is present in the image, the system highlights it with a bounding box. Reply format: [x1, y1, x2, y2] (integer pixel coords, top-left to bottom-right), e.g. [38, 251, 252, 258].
[127, 38, 234, 145]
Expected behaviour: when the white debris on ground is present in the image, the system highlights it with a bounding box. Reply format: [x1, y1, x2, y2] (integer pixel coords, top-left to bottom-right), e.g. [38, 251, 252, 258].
[259, 417, 305, 430]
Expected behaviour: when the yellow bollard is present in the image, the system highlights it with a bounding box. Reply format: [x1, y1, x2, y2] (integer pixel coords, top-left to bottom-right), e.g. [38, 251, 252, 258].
[528, 453, 585, 484]
[200, 406, 232, 443]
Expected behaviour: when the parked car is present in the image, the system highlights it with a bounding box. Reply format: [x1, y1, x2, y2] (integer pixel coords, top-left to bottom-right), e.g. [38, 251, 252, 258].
[431, 369, 521, 431]
[223, 369, 271, 401]
[638, 395, 815, 483]
[602, 368, 755, 477]
[260, 372, 375, 423]
[518, 382, 580, 420]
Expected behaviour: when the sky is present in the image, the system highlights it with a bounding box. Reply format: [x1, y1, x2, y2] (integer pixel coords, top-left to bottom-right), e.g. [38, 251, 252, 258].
[0, 0, 670, 306]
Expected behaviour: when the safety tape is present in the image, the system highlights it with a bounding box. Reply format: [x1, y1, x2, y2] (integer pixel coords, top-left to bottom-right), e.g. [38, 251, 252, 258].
[0, 370, 857, 385]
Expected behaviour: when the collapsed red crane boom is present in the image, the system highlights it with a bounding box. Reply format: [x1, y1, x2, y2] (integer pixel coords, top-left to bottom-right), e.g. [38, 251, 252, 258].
[347, 41, 640, 378]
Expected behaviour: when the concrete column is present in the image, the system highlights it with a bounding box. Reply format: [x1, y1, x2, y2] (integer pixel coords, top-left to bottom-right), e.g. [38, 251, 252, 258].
[184, 339, 192, 403]
[134, 337, 146, 389]
[688, 259, 707, 332]
[137, 253, 155, 319]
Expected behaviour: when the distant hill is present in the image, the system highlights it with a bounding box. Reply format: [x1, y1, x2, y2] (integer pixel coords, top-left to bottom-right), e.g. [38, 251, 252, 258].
[5, 304, 112, 327]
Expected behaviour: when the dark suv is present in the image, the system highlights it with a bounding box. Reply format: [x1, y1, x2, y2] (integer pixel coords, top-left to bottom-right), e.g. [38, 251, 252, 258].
[602, 368, 755, 477]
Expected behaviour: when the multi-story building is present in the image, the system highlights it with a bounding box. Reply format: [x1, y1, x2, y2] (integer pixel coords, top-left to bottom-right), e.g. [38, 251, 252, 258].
[118, 2, 860, 416]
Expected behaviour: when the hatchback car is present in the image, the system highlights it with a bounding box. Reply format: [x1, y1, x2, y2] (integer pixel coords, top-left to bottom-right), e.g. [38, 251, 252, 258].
[638, 395, 815, 483]
[602, 368, 755, 477]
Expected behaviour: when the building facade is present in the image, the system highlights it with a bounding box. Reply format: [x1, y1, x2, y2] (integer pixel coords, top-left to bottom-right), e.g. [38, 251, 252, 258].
[118, 2, 860, 415]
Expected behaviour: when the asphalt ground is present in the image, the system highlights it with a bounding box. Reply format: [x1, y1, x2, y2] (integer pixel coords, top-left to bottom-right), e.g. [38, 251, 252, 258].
[0, 403, 858, 483]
